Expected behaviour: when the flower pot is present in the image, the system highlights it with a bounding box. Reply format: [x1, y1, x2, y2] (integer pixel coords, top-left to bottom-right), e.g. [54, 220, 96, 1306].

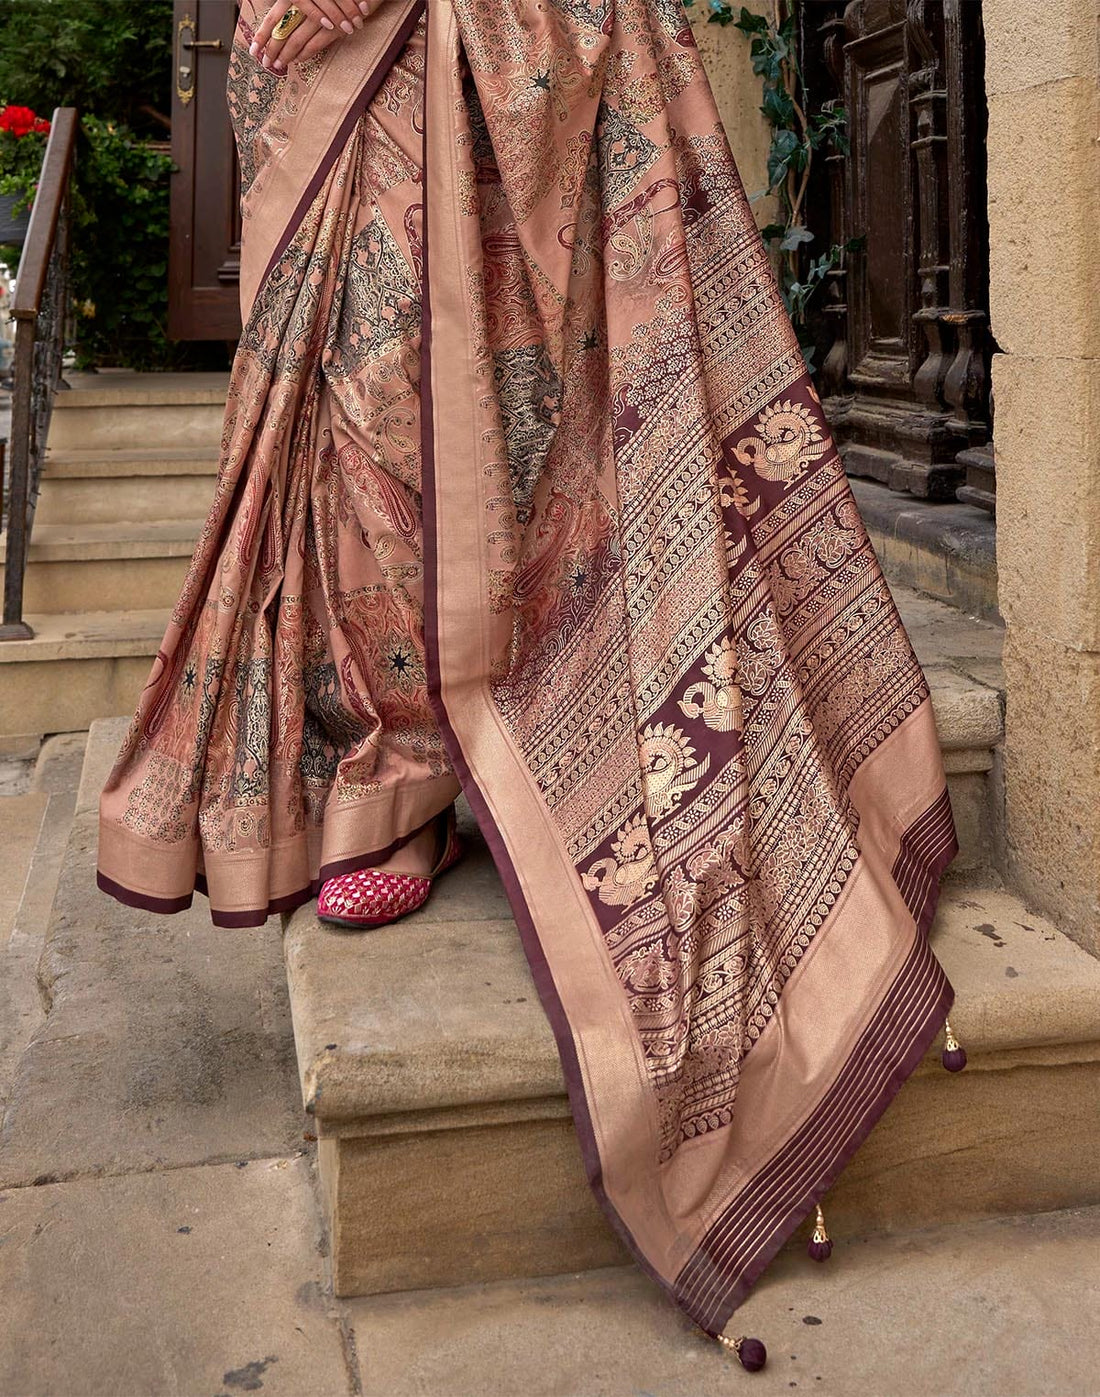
[0, 191, 31, 244]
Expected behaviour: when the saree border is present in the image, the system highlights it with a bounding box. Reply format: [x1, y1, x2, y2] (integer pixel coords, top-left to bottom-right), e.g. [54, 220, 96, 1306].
[681, 926, 953, 1334]
[97, 793, 458, 929]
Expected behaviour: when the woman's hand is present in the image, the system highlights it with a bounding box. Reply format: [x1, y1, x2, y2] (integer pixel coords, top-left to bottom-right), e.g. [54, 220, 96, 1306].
[251, 0, 374, 71]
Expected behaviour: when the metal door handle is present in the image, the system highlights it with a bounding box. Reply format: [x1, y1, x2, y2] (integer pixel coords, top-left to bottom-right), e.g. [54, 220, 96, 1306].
[177, 13, 224, 106]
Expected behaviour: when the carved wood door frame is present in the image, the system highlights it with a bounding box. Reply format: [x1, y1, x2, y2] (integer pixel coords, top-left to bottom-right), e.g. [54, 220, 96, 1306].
[808, 0, 994, 508]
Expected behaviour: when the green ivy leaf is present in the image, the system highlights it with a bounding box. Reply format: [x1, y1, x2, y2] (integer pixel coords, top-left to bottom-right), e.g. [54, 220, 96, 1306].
[761, 84, 795, 126]
[732, 7, 769, 34]
[779, 225, 814, 252]
[767, 127, 800, 189]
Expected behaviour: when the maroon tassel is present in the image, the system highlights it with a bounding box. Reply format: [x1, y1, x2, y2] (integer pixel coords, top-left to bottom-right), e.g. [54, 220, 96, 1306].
[807, 1202, 832, 1261]
[716, 1333, 768, 1371]
[737, 1338, 768, 1372]
[941, 1017, 967, 1073]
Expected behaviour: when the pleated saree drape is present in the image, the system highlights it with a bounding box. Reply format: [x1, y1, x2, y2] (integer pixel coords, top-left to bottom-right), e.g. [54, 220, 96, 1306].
[98, 0, 958, 1342]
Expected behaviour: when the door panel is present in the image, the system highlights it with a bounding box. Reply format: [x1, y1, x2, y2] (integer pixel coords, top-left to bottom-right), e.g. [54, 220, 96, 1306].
[169, 0, 242, 340]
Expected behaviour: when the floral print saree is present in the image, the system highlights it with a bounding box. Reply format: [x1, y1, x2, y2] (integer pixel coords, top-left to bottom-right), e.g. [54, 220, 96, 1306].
[98, 0, 958, 1345]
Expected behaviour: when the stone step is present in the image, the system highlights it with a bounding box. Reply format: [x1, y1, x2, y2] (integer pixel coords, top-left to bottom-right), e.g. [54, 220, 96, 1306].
[0, 610, 167, 738]
[892, 588, 1004, 876]
[46, 371, 229, 452]
[0, 718, 302, 1192]
[0, 734, 87, 1115]
[35, 448, 219, 526]
[282, 804, 1100, 1298]
[0, 521, 199, 613]
[851, 477, 999, 624]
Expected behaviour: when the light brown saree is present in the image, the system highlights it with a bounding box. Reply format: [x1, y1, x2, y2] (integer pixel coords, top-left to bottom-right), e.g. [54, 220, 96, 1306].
[98, 0, 958, 1344]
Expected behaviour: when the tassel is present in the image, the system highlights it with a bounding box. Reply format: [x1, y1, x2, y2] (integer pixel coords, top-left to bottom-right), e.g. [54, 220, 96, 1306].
[941, 1016, 967, 1073]
[717, 1333, 768, 1372]
[807, 1202, 833, 1262]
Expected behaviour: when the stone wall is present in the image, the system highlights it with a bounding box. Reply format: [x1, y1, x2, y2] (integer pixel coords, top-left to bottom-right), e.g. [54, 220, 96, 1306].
[690, 2, 778, 230]
[984, 0, 1100, 952]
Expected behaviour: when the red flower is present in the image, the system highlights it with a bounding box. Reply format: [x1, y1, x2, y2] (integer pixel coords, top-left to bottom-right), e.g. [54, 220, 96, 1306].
[0, 105, 44, 138]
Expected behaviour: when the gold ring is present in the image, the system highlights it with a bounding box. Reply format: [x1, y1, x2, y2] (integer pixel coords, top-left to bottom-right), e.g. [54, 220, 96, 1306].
[271, 5, 306, 40]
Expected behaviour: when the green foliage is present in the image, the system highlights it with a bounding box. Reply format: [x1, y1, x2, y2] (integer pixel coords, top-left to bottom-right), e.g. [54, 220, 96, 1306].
[0, 120, 50, 215]
[681, 2, 857, 366]
[0, 0, 173, 140]
[0, 2, 224, 368]
[68, 117, 175, 369]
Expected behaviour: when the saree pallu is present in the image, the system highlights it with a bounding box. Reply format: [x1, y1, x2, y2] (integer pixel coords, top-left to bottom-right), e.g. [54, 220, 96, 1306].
[97, 0, 958, 1341]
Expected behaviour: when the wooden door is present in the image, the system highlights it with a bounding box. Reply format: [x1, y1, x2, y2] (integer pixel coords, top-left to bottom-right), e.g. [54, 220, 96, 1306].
[169, 0, 242, 340]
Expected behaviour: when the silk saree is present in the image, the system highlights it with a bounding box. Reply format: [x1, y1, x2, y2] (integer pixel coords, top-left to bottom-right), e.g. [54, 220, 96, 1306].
[97, 0, 958, 1345]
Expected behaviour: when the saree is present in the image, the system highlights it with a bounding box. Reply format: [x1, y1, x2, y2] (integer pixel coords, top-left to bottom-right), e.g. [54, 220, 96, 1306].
[97, 0, 958, 1345]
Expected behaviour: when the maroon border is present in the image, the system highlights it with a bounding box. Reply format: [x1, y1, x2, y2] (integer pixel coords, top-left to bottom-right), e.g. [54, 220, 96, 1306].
[679, 933, 953, 1334]
[892, 786, 958, 936]
[96, 870, 194, 918]
[258, 0, 427, 294]
[96, 815, 442, 929]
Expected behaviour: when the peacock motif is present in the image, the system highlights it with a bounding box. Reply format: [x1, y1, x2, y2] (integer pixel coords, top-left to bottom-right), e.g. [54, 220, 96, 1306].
[582, 814, 659, 908]
[732, 398, 830, 485]
[678, 636, 744, 732]
[638, 722, 711, 817]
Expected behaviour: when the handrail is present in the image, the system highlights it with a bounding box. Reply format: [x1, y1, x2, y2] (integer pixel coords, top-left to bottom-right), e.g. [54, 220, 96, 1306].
[1, 106, 78, 640]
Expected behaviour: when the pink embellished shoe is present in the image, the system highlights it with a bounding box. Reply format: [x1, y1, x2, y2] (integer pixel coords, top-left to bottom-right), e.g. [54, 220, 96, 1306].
[316, 807, 462, 929]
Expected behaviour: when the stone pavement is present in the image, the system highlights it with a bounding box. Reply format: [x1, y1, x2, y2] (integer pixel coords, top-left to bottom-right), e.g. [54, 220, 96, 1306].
[1, 738, 1098, 1395]
[345, 1207, 1100, 1397]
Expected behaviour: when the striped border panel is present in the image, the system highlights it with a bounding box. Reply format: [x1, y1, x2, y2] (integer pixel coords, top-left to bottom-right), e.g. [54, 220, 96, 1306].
[892, 787, 958, 936]
[674, 930, 952, 1335]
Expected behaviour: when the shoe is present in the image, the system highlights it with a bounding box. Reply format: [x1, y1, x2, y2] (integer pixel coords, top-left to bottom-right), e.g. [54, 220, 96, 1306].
[316, 806, 462, 929]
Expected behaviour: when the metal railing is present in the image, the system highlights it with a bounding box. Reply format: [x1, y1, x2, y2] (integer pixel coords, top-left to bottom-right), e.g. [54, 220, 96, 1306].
[1, 107, 78, 641]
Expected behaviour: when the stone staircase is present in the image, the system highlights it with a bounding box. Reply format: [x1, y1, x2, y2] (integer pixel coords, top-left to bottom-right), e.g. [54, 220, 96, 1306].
[18, 370, 1094, 1333]
[0, 372, 226, 742]
[282, 805, 1100, 1298]
[64, 695, 1099, 1307]
[7, 593, 1096, 1387]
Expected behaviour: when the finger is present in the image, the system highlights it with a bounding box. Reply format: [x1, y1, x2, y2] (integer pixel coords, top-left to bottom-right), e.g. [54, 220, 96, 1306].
[270, 17, 329, 68]
[324, 0, 371, 27]
[251, 0, 333, 59]
[294, 27, 346, 61]
[252, 0, 306, 51]
[303, 0, 361, 35]
[261, 15, 321, 70]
